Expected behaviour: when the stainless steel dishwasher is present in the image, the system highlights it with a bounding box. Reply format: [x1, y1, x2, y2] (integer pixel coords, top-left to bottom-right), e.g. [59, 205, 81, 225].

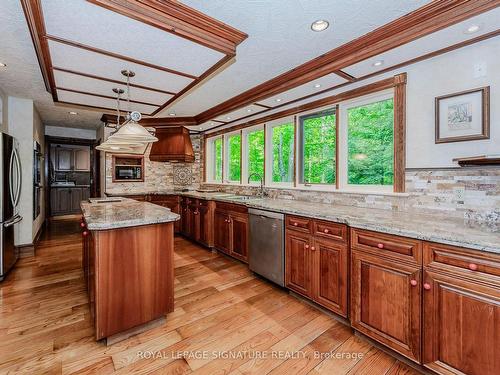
[248, 208, 285, 286]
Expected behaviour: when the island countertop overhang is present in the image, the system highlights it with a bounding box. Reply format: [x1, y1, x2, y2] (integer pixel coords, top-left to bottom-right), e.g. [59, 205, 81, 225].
[80, 197, 180, 230]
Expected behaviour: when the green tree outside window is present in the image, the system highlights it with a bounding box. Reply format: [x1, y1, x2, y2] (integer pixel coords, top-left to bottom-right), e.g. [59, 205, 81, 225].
[272, 123, 294, 183]
[227, 134, 241, 182]
[213, 138, 222, 182]
[247, 129, 265, 182]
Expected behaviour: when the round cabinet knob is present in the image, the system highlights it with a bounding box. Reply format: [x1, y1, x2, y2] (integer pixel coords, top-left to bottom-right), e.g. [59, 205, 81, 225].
[305, 244, 309, 249]
[410, 280, 418, 286]
[80, 222, 86, 228]
[82, 231, 88, 237]
[423, 283, 431, 290]
[311, 246, 316, 251]
[377, 243, 384, 249]
[293, 222, 298, 226]
[323, 229, 329, 233]
[468, 263, 478, 271]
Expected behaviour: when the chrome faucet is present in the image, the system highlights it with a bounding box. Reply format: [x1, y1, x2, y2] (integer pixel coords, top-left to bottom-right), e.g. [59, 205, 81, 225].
[248, 173, 266, 197]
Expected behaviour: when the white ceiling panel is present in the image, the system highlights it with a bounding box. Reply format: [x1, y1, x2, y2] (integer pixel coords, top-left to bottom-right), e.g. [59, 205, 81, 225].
[343, 8, 500, 78]
[49, 40, 194, 93]
[57, 90, 158, 115]
[53, 70, 173, 106]
[214, 104, 267, 123]
[257, 72, 348, 108]
[162, 0, 431, 115]
[41, 0, 224, 77]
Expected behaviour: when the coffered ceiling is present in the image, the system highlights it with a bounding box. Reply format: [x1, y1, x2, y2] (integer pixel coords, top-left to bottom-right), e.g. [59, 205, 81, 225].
[0, 0, 499, 131]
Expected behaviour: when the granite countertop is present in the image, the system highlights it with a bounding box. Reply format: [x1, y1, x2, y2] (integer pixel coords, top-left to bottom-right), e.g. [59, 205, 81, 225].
[81, 197, 180, 231]
[105, 190, 500, 254]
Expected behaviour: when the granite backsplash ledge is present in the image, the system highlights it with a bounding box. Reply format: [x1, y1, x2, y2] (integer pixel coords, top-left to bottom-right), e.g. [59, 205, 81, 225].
[200, 167, 500, 223]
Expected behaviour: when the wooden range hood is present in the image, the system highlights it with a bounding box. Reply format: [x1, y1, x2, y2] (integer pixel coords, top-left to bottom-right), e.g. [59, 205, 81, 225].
[149, 127, 194, 162]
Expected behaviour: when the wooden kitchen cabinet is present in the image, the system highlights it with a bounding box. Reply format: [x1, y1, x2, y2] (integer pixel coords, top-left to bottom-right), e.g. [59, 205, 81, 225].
[285, 229, 312, 297]
[197, 201, 214, 247]
[422, 242, 500, 375]
[55, 147, 73, 171]
[51, 187, 88, 216]
[285, 215, 349, 317]
[150, 195, 181, 233]
[74, 148, 90, 171]
[214, 202, 249, 262]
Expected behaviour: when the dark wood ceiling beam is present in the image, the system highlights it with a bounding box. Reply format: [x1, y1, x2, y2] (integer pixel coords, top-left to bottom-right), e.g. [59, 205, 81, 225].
[195, 0, 500, 123]
[45, 34, 198, 79]
[87, 0, 248, 55]
[56, 87, 160, 107]
[53, 67, 177, 96]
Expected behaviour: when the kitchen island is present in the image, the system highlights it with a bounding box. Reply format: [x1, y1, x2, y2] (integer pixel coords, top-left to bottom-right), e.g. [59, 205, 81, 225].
[80, 197, 179, 343]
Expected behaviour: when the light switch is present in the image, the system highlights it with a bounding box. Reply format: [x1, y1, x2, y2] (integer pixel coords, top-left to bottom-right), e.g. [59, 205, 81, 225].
[473, 62, 487, 78]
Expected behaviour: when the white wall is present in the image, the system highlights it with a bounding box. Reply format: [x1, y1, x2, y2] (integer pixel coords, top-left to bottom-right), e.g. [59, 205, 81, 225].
[7, 97, 35, 245]
[405, 37, 500, 168]
[45, 125, 96, 139]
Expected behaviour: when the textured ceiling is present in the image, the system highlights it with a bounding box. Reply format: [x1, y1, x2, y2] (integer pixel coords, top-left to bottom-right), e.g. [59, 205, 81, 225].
[0, 0, 103, 129]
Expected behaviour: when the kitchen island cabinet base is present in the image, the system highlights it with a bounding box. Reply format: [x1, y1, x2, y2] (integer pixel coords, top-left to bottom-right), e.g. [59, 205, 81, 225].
[106, 316, 166, 346]
[83, 222, 174, 341]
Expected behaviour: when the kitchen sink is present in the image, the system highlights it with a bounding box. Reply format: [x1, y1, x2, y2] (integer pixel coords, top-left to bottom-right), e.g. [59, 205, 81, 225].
[227, 195, 258, 201]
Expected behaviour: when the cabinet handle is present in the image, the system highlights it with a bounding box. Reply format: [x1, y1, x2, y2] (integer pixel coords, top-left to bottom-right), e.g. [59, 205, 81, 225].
[311, 246, 315, 251]
[323, 229, 329, 233]
[82, 231, 88, 237]
[423, 283, 431, 290]
[305, 244, 309, 249]
[293, 222, 298, 226]
[377, 243, 384, 249]
[80, 222, 86, 228]
[468, 263, 478, 271]
[410, 280, 418, 287]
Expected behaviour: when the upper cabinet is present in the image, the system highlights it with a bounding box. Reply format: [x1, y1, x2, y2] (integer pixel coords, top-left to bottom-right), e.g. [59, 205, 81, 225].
[53, 146, 90, 172]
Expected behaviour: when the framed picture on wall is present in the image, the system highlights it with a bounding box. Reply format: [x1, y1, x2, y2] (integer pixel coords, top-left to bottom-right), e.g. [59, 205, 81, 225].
[435, 86, 490, 143]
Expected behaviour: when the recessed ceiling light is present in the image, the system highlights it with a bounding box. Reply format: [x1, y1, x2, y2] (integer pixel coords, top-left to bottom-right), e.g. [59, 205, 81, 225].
[226, 117, 231, 120]
[210, 122, 215, 125]
[0, 62, 6, 68]
[247, 109, 252, 112]
[275, 98, 282, 102]
[169, 112, 176, 116]
[311, 20, 329, 32]
[199, 127, 203, 130]
[372, 60, 384, 67]
[314, 83, 321, 88]
[465, 24, 481, 34]
[68, 111, 78, 115]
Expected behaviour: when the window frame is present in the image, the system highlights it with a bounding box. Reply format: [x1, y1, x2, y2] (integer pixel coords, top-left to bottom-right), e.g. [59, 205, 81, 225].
[205, 135, 223, 183]
[242, 124, 265, 186]
[223, 130, 242, 184]
[338, 89, 395, 193]
[265, 117, 295, 188]
[296, 106, 338, 191]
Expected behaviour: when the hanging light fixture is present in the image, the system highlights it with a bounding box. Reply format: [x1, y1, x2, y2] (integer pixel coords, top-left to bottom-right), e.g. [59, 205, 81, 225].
[97, 70, 157, 153]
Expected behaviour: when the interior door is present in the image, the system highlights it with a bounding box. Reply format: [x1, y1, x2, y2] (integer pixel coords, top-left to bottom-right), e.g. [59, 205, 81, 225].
[423, 270, 500, 375]
[351, 250, 421, 362]
[285, 229, 312, 297]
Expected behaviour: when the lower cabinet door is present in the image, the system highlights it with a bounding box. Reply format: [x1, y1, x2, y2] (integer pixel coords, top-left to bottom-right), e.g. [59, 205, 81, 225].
[197, 206, 211, 246]
[230, 215, 248, 263]
[423, 270, 500, 375]
[180, 204, 189, 236]
[351, 249, 422, 362]
[285, 230, 312, 298]
[312, 238, 348, 317]
[214, 210, 230, 254]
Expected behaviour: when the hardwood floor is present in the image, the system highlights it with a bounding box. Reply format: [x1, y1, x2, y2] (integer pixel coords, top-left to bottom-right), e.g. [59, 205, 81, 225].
[0, 218, 419, 374]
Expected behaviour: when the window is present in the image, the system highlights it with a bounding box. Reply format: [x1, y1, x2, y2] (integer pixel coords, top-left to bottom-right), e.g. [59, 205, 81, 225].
[243, 127, 265, 183]
[340, 92, 394, 190]
[225, 132, 241, 182]
[207, 137, 223, 182]
[267, 120, 295, 185]
[298, 109, 336, 185]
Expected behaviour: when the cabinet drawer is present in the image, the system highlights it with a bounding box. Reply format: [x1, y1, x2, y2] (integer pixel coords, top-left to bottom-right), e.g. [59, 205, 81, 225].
[351, 228, 422, 265]
[313, 220, 347, 243]
[286, 215, 312, 233]
[424, 242, 500, 281]
[215, 201, 247, 214]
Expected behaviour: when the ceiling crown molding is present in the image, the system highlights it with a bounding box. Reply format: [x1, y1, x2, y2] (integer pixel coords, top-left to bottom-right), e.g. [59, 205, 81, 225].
[195, 0, 500, 124]
[87, 0, 248, 54]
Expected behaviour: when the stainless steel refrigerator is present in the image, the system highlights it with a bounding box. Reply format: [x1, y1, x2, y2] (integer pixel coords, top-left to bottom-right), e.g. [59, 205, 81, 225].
[0, 133, 22, 281]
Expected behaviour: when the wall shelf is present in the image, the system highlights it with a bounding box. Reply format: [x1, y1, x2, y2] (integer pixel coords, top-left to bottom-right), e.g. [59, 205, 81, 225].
[453, 155, 500, 166]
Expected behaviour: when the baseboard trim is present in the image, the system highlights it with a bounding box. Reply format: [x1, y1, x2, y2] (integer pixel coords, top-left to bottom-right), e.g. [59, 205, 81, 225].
[17, 243, 35, 258]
